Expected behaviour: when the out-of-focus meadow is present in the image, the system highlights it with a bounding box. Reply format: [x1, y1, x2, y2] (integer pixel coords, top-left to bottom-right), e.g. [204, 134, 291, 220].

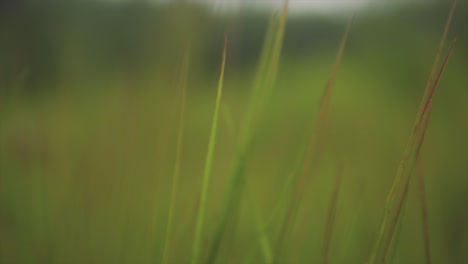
[0, 1, 467, 263]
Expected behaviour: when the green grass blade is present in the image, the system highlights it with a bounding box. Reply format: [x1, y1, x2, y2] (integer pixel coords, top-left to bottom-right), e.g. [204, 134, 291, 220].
[385, 109, 432, 264]
[387, 186, 409, 264]
[322, 165, 344, 264]
[222, 103, 235, 140]
[161, 47, 190, 264]
[417, 0, 457, 113]
[246, 184, 273, 264]
[371, 6, 457, 247]
[385, 40, 456, 261]
[241, 5, 289, 262]
[258, 1, 289, 111]
[368, 1, 457, 258]
[206, 3, 289, 263]
[190, 36, 227, 264]
[369, 38, 456, 263]
[265, 145, 307, 228]
[250, 12, 279, 109]
[416, 155, 432, 264]
[274, 16, 353, 262]
[240, 2, 287, 145]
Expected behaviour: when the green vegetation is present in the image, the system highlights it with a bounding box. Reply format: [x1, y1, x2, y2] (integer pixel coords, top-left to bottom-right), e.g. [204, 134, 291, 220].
[0, 1, 467, 263]
[192, 36, 226, 264]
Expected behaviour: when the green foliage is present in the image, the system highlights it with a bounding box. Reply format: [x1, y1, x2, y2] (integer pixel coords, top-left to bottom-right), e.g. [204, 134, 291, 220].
[0, 1, 467, 264]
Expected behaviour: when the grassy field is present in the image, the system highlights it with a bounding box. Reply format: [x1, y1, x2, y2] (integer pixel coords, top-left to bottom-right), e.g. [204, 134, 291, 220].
[0, 1, 467, 263]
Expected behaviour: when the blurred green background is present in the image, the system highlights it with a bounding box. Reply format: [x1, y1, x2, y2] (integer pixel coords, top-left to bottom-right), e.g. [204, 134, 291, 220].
[0, 0, 467, 263]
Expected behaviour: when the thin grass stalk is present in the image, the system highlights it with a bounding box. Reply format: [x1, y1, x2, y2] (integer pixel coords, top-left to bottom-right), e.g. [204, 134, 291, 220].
[231, 32, 290, 248]
[250, 12, 279, 111]
[386, 108, 432, 263]
[240, 2, 287, 146]
[273, 17, 353, 262]
[386, 115, 431, 264]
[382, 169, 412, 263]
[370, 38, 456, 263]
[190, 36, 227, 264]
[217, 7, 286, 254]
[246, 184, 273, 264]
[323, 165, 344, 264]
[292, 134, 332, 263]
[416, 154, 432, 264]
[387, 182, 410, 264]
[258, 2, 289, 111]
[371, 0, 457, 254]
[417, 0, 457, 110]
[389, 114, 432, 264]
[369, 1, 457, 257]
[383, 40, 456, 262]
[242, 145, 307, 264]
[221, 103, 235, 140]
[265, 146, 307, 228]
[206, 3, 289, 263]
[374, 2, 457, 239]
[385, 111, 432, 264]
[161, 47, 190, 264]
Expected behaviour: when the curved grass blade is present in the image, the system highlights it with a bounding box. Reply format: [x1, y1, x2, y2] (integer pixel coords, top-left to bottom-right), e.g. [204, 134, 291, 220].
[221, 103, 235, 140]
[206, 3, 289, 263]
[273, 16, 353, 262]
[417, 0, 458, 113]
[323, 165, 344, 264]
[370, 38, 456, 263]
[161, 47, 190, 264]
[416, 155, 432, 264]
[386, 110, 433, 264]
[369, 1, 457, 260]
[383, 39, 456, 263]
[190, 35, 228, 264]
[246, 183, 273, 264]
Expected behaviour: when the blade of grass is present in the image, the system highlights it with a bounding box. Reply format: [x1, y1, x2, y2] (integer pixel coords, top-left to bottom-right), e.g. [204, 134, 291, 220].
[161, 47, 190, 264]
[273, 16, 353, 262]
[384, 110, 432, 263]
[190, 35, 227, 264]
[416, 153, 431, 264]
[206, 3, 289, 263]
[323, 165, 344, 264]
[369, 1, 457, 259]
[382, 166, 412, 264]
[222, 103, 235, 140]
[246, 184, 273, 264]
[240, 143, 308, 264]
[386, 124, 433, 264]
[266, 144, 308, 229]
[250, 12, 279, 112]
[383, 40, 456, 263]
[386, 111, 432, 264]
[288, 131, 331, 262]
[370, 38, 456, 263]
[241, 4, 287, 143]
[417, 0, 457, 111]
[376, 0, 457, 233]
[386, 181, 410, 264]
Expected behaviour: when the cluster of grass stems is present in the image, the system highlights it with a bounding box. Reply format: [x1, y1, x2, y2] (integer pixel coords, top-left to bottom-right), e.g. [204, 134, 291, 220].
[0, 0, 461, 263]
[161, 0, 459, 263]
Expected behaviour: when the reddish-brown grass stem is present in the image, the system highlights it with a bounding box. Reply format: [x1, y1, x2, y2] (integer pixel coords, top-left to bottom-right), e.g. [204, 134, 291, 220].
[323, 165, 344, 264]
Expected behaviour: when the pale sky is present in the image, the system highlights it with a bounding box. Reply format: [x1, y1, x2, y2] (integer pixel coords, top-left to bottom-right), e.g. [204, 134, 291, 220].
[211, 0, 370, 13]
[103, 0, 372, 14]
